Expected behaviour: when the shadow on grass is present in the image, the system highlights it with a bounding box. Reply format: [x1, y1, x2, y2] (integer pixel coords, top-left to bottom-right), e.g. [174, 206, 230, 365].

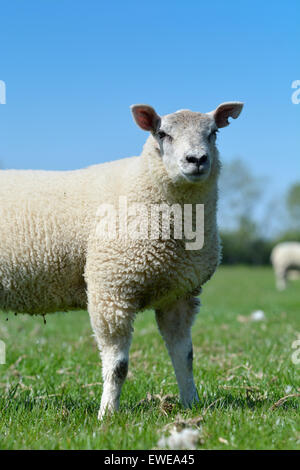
[199, 390, 300, 413]
[0, 388, 298, 418]
[0, 391, 99, 416]
[129, 389, 299, 415]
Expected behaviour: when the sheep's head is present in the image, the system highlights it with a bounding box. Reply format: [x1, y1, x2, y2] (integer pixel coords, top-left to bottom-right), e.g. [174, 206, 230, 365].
[131, 102, 243, 184]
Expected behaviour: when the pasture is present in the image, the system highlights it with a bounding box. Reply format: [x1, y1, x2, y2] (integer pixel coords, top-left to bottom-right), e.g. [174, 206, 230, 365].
[0, 266, 299, 450]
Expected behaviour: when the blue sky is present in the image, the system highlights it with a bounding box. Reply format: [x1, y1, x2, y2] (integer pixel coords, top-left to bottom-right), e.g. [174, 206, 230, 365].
[0, 1, 299, 203]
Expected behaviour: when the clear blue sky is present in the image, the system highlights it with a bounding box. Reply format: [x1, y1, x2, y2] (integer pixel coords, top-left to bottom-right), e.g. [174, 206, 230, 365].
[0, 0, 299, 199]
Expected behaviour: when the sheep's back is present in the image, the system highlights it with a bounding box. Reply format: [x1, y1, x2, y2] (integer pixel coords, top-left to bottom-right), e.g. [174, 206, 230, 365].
[271, 242, 300, 268]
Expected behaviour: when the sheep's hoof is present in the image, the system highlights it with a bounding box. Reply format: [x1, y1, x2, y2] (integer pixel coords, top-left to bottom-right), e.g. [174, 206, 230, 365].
[277, 284, 286, 291]
[98, 408, 108, 421]
[98, 410, 105, 421]
[98, 404, 116, 421]
[181, 390, 200, 409]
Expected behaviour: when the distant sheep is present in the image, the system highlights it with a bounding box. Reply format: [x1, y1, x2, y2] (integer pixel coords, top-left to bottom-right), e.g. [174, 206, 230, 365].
[0, 101, 243, 418]
[271, 242, 300, 290]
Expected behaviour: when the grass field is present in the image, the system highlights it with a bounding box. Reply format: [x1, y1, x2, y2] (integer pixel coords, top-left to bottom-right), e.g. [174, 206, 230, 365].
[0, 266, 299, 450]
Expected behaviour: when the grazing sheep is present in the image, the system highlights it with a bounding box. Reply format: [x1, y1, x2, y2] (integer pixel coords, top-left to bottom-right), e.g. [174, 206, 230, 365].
[0, 101, 243, 418]
[271, 242, 300, 290]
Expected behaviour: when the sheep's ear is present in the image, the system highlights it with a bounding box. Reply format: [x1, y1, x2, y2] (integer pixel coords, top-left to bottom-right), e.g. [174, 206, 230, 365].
[130, 104, 161, 132]
[210, 102, 244, 128]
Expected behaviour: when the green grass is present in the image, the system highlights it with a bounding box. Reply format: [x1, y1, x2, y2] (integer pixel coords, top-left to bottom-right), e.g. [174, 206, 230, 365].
[0, 266, 299, 450]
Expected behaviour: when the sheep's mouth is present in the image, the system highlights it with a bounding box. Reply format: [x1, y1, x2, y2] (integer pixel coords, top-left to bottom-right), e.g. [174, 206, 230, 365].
[181, 167, 210, 183]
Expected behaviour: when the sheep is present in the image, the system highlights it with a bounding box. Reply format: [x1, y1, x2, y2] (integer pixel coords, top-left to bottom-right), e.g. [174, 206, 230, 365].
[0, 101, 243, 418]
[271, 242, 300, 290]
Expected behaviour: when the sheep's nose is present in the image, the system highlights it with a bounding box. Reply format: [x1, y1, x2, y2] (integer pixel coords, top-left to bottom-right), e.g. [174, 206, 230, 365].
[186, 154, 208, 166]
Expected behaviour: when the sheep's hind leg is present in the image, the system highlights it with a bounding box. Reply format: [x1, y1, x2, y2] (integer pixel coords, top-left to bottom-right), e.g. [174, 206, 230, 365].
[155, 296, 200, 408]
[89, 304, 133, 420]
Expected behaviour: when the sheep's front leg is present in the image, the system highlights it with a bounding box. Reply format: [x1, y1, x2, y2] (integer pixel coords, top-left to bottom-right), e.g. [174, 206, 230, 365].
[98, 336, 131, 420]
[89, 302, 133, 420]
[155, 297, 200, 408]
[275, 267, 287, 291]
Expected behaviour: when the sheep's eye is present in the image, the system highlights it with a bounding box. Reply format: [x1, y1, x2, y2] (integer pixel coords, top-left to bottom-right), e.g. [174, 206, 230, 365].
[208, 130, 218, 141]
[157, 131, 168, 140]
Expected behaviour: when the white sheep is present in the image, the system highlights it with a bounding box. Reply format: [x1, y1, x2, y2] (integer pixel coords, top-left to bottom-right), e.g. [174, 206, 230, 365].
[0, 101, 243, 418]
[271, 242, 300, 290]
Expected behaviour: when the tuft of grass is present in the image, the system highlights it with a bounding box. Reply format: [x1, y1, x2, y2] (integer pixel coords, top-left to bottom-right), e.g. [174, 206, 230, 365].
[0, 266, 299, 449]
